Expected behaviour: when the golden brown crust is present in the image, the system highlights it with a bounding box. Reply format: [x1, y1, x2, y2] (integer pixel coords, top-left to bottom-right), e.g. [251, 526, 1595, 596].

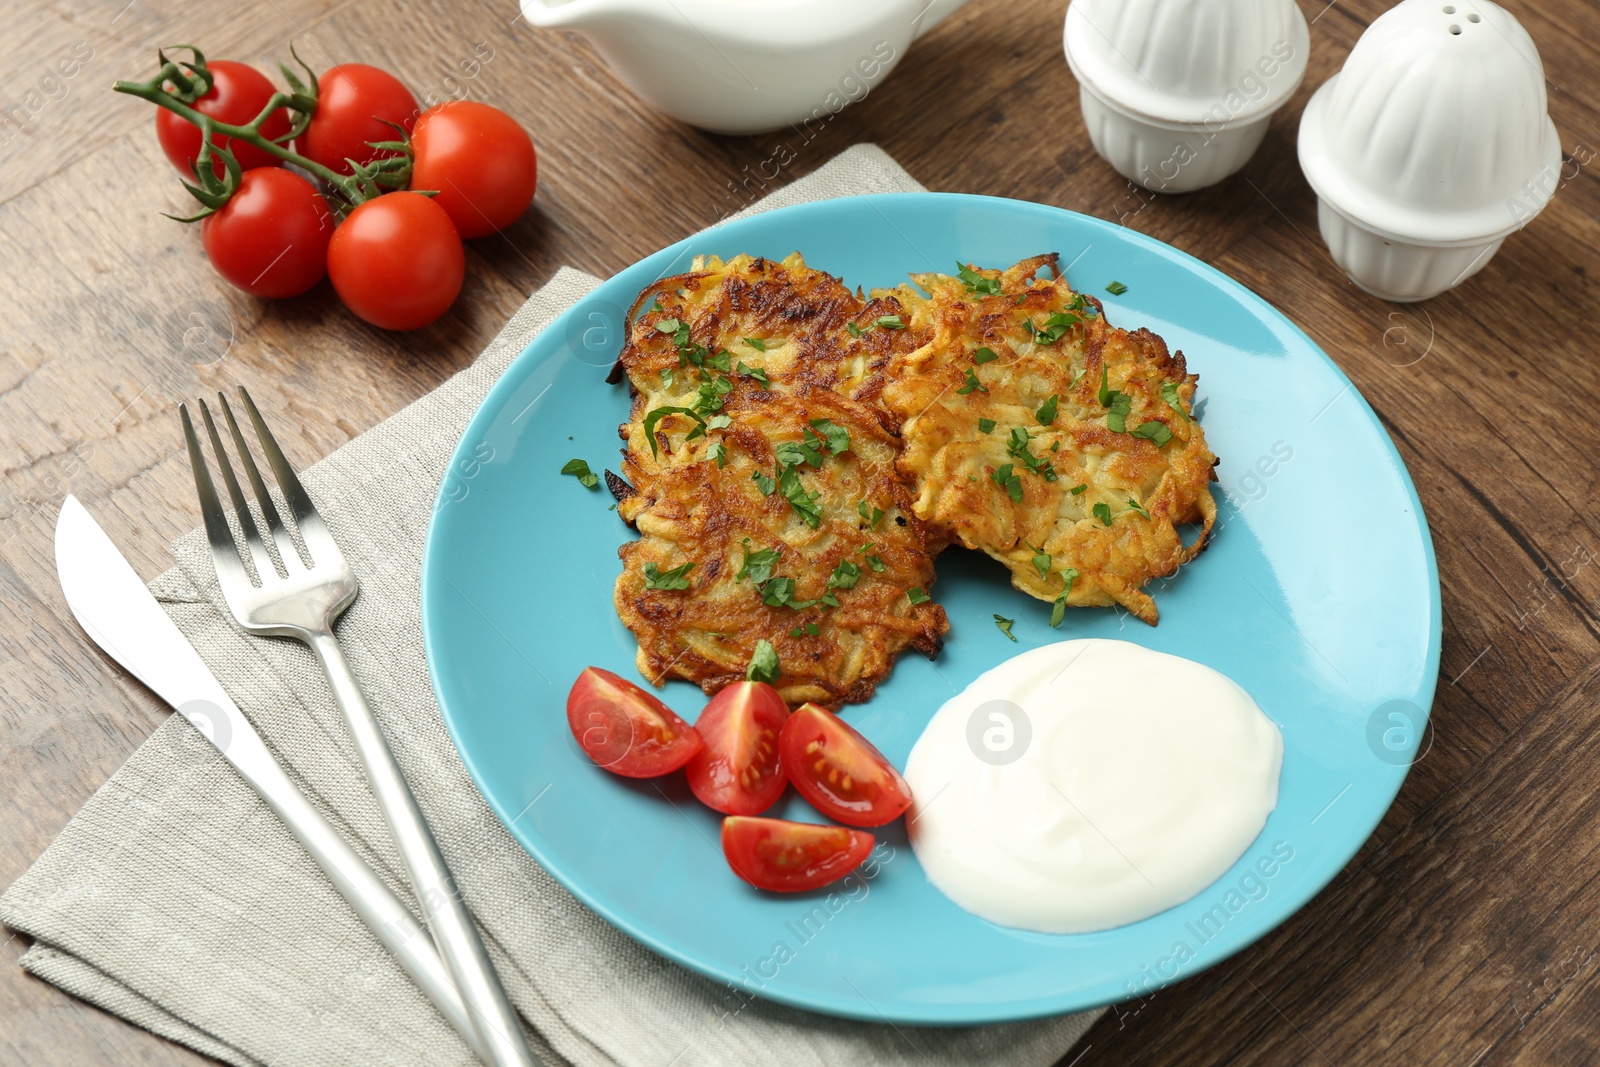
[613, 254, 948, 709]
[875, 255, 1218, 625]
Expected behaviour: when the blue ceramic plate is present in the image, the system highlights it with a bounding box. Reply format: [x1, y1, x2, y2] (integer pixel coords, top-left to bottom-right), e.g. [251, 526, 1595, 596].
[422, 193, 1439, 1025]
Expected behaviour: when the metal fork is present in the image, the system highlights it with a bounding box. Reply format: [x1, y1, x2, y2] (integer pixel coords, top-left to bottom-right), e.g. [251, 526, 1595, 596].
[181, 387, 537, 1067]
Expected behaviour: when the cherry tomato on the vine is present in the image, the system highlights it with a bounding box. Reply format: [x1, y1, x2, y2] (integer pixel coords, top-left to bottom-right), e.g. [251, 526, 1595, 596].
[156, 60, 291, 178]
[327, 191, 464, 330]
[201, 168, 332, 299]
[409, 101, 537, 239]
[296, 64, 418, 175]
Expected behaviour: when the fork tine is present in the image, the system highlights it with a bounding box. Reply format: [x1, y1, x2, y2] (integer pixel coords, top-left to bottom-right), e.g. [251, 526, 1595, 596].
[235, 386, 342, 559]
[181, 404, 255, 591]
[216, 391, 303, 571]
[198, 397, 280, 583]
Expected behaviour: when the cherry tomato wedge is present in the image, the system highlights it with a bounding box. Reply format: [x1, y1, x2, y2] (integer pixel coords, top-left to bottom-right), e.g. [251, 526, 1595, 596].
[155, 60, 291, 178]
[685, 681, 789, 815]
[566, 667, 702, 778]
[201, 168, 332, 299]
[722, 816, 874, 893]
[295, 63, 418, 176]
[326, 191, 464, 331]
[778, 703, 913, 827]
[410, 101, 537, 239]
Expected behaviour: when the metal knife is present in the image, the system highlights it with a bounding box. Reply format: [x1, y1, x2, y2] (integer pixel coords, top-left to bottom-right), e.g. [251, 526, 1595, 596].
[53, 495, 490, 1063]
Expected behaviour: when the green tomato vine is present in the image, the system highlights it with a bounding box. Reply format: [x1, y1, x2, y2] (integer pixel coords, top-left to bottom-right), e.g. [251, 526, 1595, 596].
[114, 45, 414, 220]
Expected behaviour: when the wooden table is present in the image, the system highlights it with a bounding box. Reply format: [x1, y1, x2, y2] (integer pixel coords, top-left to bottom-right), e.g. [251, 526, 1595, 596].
[3, 0, 1597, 1062]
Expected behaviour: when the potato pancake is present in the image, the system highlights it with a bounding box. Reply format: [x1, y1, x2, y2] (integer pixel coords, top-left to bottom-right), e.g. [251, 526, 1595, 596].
[875, 254, 1218, 625]
[611, 253, 948, 709]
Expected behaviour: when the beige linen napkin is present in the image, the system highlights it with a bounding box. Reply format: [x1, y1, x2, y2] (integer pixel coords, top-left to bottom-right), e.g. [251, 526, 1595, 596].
[1, 145, 1102, 1067]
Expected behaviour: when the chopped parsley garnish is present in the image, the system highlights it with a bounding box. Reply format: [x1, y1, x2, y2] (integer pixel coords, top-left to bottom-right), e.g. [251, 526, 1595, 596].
[1070, 483, 1087, 495]
[736, 539, 782, 584]
[1049, 567, 1079, 627]
[775, 438, 823, 470]
[1131, 420, 1172, 447]
[1093, 501, 1114, 526]
[978, 418, 997, 434]
[747, 640, 781, 684]
[758, 576, 837, 610]
[972, 346, 999, 365]
[742, 337, 769, 352]
[1097, 365, 1132, 433]
[694, 375, 733, 416]
[957, 262, 1003, 296]
[736, 361, 770, 388]
[655, 318, 688, 344]
[991, 463, 1023, 503]
[1006, 427, 1057, 480]
[706, 414, 732, 430]
[789, 622, 821, 638]
[1160, 381, 1191, 421]
[711, 442, 727, 468]
[752, 469, 776, 495]
[858, 543, 886, 572]
[659, 367, 674, 387]
[809, 418, 851, 456]
[846, 322, 863, 338]
[642, 561, 695, 591]
[875, 315, 906, 331]
[827, 559, 862, 590]
[1035, 394, 1059, 426]
[1029, 543, 1052, 579]
[907, 587, 931, 605]
[778, 465, 823, 528]
[993, 614, 1017, 641]
[1125, 497, 1151, 519]
[1028, 311, 1081, 345]
[559, 458, 599, 489]
[706, 349, 732, 372]
[957, 367, 987, 394]
[644, 299, 663, 314]
[1106, 280, 1129, 296]
[857, 499, 885, 527]
[642, 405, 705, 457]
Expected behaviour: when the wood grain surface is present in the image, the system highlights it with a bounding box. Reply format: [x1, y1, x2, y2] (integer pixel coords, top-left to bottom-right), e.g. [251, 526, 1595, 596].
[3, 0, 1597, 1063]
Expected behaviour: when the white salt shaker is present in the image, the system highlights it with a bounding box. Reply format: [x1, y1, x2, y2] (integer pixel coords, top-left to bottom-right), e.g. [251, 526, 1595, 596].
[1062, 0, 1310, 194]
[1298, 0, 1562, 302]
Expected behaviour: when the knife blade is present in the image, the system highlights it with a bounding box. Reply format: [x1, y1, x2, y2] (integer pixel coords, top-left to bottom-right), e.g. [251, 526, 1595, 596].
[53, 495, 490, 1062]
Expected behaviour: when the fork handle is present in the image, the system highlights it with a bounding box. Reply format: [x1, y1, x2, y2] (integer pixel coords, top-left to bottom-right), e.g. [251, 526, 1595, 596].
[309, 632, 539, 1067]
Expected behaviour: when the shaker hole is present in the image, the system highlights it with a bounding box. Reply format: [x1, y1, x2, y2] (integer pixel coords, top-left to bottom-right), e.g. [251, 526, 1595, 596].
[1468, 12, 1480, 21]
[1442, 4, 1455, 11]
[1449, 23, 1462, 33]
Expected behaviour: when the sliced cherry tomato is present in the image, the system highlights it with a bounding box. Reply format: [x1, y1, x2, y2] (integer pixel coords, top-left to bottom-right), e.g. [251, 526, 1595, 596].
[722, 816, 874, 893]
[409, 101, 537, 238]
[295, 63, 418, 176]
[326, 191, 464, 331]
[778, 703, 913, 827]
[156, 60, 291, 178]
[201, 168, 332, 299]
[566, 667, 702, 778]
[685, 681, 789, 815]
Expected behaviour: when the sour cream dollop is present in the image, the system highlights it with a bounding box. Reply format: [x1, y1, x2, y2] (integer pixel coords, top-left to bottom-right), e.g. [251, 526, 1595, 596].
[904, 639, 1282, 933]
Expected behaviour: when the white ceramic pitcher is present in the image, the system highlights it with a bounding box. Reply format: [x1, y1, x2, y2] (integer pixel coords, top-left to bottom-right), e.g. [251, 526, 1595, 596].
[520, 0, 968, 135]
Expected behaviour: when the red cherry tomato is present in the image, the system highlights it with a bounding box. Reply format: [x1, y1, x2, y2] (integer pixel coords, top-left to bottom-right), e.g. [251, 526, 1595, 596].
[155, 60, 291, 178]
[296, 64, 418, 176]
[326, 191, 464, 331]
[566, 667, 703, 778]
[685, 681, 789, 815]
[409, 101, 537, 239]
[721, 817, 874, 893]
[200, 168, 332, 299]
[778, 703, 913, 827]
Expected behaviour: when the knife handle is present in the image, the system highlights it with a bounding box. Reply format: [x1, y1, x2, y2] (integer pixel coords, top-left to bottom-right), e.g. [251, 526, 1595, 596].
[187, 697, 492, 1063]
